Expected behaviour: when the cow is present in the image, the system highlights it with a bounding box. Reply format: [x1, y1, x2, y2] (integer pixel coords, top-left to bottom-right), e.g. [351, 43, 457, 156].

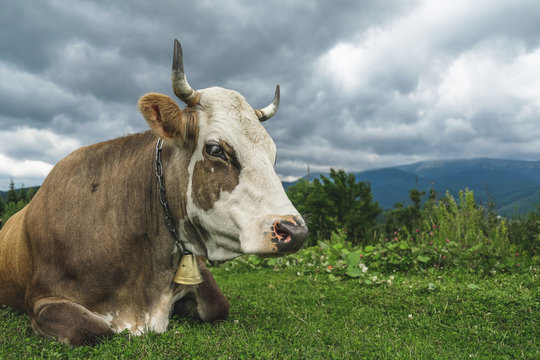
[0, 39, 308, 346]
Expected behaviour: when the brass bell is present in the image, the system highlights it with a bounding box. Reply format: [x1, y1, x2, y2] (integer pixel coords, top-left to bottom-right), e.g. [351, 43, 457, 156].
[174, 254, 203, 285]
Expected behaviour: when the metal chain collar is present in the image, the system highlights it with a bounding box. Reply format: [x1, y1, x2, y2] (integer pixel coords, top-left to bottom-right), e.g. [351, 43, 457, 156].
[155, 138, 189, 255]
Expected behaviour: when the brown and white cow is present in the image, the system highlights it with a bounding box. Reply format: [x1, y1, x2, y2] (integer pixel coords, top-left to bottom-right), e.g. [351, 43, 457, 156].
[0, 39, 308, 346]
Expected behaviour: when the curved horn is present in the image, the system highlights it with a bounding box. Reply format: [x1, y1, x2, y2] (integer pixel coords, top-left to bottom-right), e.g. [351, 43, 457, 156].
[171, 39, 200, 106]
[255, 85, 280, 122]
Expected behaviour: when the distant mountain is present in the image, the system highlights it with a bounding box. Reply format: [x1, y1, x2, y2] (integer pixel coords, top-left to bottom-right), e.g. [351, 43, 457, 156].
[287, 158, 540, 215]
[395, 159, 540, 214]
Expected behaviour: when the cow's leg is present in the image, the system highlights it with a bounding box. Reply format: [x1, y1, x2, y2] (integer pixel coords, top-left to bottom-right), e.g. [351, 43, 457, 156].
[30, 298, 113, 346]
[172, 257, 229, 323]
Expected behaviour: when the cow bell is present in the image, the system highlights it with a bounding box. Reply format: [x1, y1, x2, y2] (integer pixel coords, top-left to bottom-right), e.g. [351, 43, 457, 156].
[174, 254, 203, 285]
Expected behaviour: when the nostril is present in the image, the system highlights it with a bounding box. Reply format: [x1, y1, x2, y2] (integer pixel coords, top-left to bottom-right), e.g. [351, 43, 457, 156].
[272, 218, 309, 245]
[273, 222, 292, 243]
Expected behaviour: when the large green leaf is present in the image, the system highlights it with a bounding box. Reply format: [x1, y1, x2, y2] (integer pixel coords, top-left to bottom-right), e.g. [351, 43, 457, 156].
[399, 242, 410, 250]
[364, 245, 376, 252]
[345, 252, 361, 267]
[345, 267, 363, 278]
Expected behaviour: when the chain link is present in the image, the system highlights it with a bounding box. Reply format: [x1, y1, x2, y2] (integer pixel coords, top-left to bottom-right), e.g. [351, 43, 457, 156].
[155, 138, 187, 255]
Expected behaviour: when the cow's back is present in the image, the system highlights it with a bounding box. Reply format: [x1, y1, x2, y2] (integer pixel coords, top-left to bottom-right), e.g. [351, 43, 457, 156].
[0, 206, 32, 310]
[1, 132, 167, 312]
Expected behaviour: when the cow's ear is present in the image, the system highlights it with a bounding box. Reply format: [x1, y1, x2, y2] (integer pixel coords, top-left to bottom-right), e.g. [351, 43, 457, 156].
[138, 93, 184, 140]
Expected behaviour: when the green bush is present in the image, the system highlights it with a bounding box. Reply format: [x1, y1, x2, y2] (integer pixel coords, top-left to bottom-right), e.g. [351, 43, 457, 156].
[223, 224, 531, 283]
[0, 180, 37, 228]
[287, 169, 381, 246]
[223, 189, 537, 281]
[1, 200, 27, 224]
[506, 201, 540, 256]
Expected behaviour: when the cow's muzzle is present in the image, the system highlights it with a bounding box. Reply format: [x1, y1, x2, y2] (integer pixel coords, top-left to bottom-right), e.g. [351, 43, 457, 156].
[270, 216, 308, 253]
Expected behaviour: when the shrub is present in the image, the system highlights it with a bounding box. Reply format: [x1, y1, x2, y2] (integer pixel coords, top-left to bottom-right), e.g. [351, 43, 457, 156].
[286, 169, 381, 246]
[221, 189, 537, 281]
[1, 200, 27, 225]
[506, 202, 540, 256]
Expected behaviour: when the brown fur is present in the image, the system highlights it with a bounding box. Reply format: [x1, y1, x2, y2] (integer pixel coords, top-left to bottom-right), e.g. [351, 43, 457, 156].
[138, 93, 199, 148]
[191, 140, 241, 211]
[0, 206, 32, 309]
[0, 93, 229, 346]
[139, 93, 184, 139]
[31, 299, 114, 346]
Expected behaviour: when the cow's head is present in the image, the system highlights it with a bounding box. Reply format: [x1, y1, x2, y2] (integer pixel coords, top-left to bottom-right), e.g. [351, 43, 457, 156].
[138, 39, 308, 261]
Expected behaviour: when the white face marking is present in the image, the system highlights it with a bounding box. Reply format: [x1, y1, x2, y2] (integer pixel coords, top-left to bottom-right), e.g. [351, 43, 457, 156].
[182, 87, 303, 261]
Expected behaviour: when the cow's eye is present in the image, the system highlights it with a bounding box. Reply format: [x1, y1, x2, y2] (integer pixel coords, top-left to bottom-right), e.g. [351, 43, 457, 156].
[206, 144, 226, 160]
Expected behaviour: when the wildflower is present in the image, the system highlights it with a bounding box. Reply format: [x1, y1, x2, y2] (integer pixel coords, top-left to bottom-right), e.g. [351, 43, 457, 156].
[359, 254, 363, 258]
[327, 265, 333, 270]
[446, 238, 450, 243]
[416, 229, 420, 232]
[432, 224, 436, 229]
[408, 314, 413, 319]
[429, 241, 433, 245]
[516, 264, 519, 268]
[516, 252, 519, 256]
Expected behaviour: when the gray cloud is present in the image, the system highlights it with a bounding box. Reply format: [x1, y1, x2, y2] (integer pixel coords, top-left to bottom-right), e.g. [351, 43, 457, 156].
[1, 0, 540, 190]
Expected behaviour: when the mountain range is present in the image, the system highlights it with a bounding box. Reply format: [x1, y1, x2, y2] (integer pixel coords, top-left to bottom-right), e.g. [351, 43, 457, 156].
[284, 158, 540, 215]
[2, 158, 539, 216]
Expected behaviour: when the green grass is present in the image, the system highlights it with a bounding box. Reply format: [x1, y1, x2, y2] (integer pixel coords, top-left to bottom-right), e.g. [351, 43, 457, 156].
[0, 267, 538, 359]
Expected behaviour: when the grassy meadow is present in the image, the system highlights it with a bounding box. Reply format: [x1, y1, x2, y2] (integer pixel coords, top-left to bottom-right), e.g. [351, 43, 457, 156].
[1, 184, 538, 358]
[0, 265, 537, 359]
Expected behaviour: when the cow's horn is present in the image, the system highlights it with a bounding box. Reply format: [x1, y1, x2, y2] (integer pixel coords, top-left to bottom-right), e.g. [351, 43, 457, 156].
[255, 85, 280, 122]
[172, 39, 201, 106]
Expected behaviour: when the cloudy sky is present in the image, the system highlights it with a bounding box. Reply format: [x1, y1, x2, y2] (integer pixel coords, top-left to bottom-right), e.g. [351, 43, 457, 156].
[1, 0, 539, 190]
